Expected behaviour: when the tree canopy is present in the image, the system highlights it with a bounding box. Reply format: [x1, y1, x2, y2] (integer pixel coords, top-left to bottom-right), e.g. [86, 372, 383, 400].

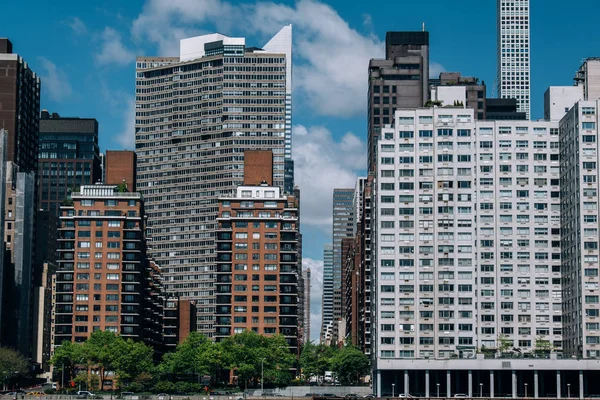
[0, 347, 28, 389]
[51, 330, 297, 391]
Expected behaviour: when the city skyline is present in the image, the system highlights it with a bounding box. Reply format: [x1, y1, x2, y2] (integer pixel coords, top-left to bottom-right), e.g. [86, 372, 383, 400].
[3, 0, 600, 342]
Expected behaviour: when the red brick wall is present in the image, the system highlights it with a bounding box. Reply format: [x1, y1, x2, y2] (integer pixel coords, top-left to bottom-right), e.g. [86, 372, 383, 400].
[244, 150, 273, 186]
[106, 151, 136, 191]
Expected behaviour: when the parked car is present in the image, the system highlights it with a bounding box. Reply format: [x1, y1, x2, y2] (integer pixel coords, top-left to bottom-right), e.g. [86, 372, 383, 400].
[345, 395, 359, 399]
[363, 395, 376, 399]
[77, 391, 97, 399]
[157, 394, 168, 400]
[453, 394, 468, 398]
[398, 395, 414, 398]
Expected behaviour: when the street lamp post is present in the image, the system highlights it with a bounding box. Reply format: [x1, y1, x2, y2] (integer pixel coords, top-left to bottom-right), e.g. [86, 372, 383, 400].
[480, 383, 483, 398]
[392, 383, 395, 398]
[524, 383, 528, 398]
[437, 383, 440, 398]
[567, 384, 571, 398]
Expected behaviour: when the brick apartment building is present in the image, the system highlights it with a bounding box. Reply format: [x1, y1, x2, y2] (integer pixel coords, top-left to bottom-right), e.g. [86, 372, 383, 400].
[52, 183, 194, 353]
[215, 151, 301, 354]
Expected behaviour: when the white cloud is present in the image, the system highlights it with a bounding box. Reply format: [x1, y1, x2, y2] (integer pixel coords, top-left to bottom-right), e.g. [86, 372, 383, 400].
[67, 17, 87, 35]
[115, 97, 136, 149]
[430, 61, 446, 78]
[362, 13, 373, 29]
[96, 27, 135, 67]
[37, 57, 72, 102]
[304, 257, 324, 342]
[250, 0, 384, 117]
[293, 124, 365, 230]
[131, 0, 240, 56]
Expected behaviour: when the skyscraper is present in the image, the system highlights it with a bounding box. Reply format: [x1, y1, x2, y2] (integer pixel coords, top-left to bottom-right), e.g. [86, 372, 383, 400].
[320, 243, 333, 343]
[497, 0, 531, 119]
[135, 27, 292, 336]
[368, 32, 429, 173]
[332, 189, 354, 331]
[0, 38, 40, 174]
[38, 111, 101, 217]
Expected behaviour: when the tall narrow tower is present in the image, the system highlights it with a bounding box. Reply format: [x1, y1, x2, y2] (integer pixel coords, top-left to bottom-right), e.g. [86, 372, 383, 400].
[497, 0, 531, 119]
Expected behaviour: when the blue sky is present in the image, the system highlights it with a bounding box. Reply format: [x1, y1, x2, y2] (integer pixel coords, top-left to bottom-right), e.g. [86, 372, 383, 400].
[4, 0, 600, 341]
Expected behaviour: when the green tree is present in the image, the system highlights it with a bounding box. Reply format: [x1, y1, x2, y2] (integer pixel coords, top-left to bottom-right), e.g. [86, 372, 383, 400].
[534, 336, 553, 355]
[300, 342, 336, 382]
[220, 331, 294, 389]
[159, 332, 210, 378]
[50, 340, 84, 388]
[330, 346, 369, 385]
[117, 180, 128, 193]
[81, 330, 123, 385]
[113, 339, 155, 385]
[0, 347, 29, 390]
[498, 334, 512, 353]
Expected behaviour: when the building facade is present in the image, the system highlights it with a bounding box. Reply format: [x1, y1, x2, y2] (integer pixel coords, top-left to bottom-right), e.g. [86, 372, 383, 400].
[135, 28, 292, 335]
[302, 267, 311, 344]
[368, 32, 429, 173]
[332, 188, 354, 332]
[38, 111, 101, 217]
[54, 185, 150, 344]
[559, 100, 600, 358]
[2, 162, 35, 356]
[214, 183, 300, 353]
[429, 72, 486, 119]
[371, 107, 570, 396]
[574, 58, 600, 102]
[497, 0, 531, 119]
[320, 243, 334, 343]
[0, 38, 40, 174]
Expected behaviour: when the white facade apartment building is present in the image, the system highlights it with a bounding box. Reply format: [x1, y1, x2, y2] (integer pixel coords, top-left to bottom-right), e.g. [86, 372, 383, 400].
[560, 100, 600, 359]
[497, 0, 531, 119]
[373, 107, 562, 363]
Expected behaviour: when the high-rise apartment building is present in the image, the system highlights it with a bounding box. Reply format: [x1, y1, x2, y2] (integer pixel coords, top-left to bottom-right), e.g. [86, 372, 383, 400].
[332, 188, 354, 331]
[38, 111, 101, 217]
[53, 184, 195, 354]
[320, 243, 334, 343]
[135, 27, 292, 335]
[497, 0, 531, 119]
[574, 58, 600, 102]
[370, 108, 581, 397]
[368, 32, 429, 172]
[429, 72, 487, 119]
[559, 100, 600, 359]
[0, 38, 40, 174]
[54, 184, 149, 344]
[214, 183, 300, 353]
